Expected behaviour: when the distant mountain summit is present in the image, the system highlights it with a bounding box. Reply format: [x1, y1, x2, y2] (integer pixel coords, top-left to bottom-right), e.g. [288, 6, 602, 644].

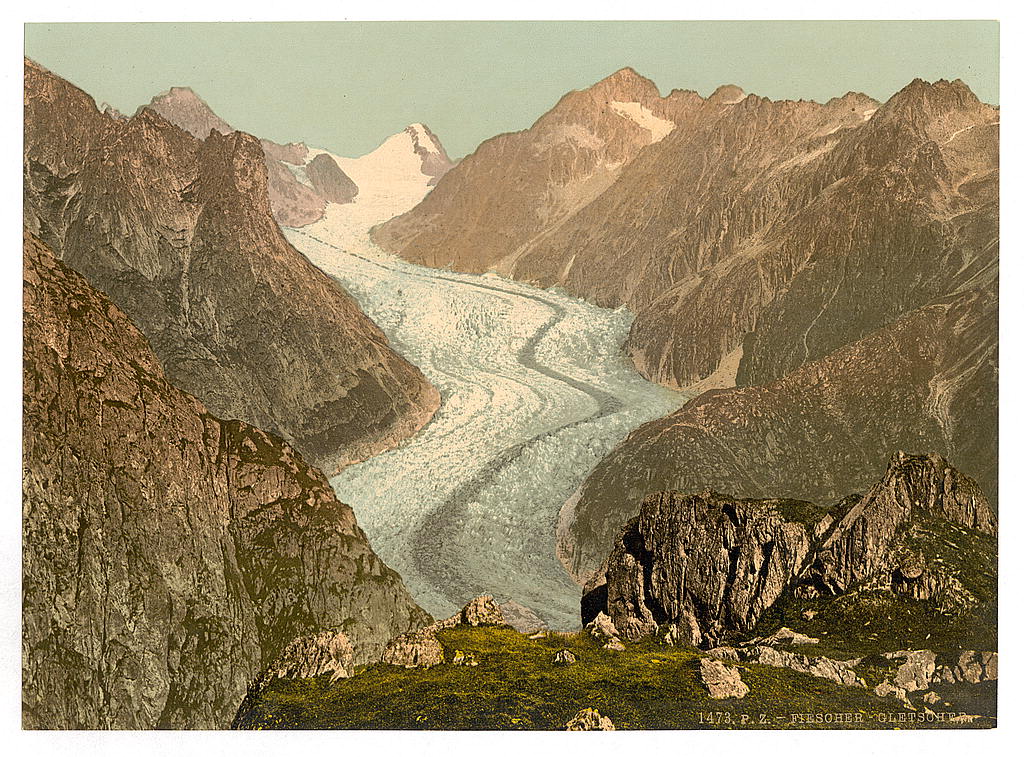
[405, 123, 455, 184]
[144, 85, 233, 139]
[140, 85, 359, 226]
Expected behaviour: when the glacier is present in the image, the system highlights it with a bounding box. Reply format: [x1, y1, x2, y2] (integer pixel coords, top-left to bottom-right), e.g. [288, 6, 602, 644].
[283, 141, 687, 629]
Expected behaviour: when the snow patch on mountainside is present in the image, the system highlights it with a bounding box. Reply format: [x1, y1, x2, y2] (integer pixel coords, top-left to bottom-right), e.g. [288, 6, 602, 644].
[608, 101, 675, 142]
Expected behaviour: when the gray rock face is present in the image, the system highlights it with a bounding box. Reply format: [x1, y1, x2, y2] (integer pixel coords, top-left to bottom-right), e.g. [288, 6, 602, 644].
[24, 59, 439, 477]
[591, 491, 811, 647]
[564, 708, 616, 731]
[807, 452, 996, 594]
[741, 646, 863, 687]
[305, 152, 359, 204]
[935, 651, 998, 685]
[698, 658, 750, 699]
[583, 453, 995, 649]
[22, 233, 429, 729]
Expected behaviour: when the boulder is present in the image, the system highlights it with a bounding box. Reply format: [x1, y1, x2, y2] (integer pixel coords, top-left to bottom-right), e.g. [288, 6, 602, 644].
[553, 650, 577, 666]
[381, 629, 444, 669]
[451, 650, 479, 667]
[934, 650, 997, 684]
[753, 627, 820, 646]
[698, 658, 750, 699]
[565, 708, 615, 731]
[741, 646, 863, 687]
[459, 596, 506, 627]
[585, 612, 620, 644]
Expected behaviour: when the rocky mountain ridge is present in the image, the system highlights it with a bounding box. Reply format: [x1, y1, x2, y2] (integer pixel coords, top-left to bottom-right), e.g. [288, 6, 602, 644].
[22, 231, 431, 729]
[24, 58, 440, 475]
[581, 452, 995, 650]
[143, 84, 356, 226]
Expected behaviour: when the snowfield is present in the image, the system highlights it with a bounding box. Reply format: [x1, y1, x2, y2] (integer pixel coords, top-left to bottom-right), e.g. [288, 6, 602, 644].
[285, 134, 686, 628]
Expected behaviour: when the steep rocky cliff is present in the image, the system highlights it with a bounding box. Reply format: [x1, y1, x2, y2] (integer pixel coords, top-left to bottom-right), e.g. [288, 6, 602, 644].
[582, 452, 995, 648]
[24, 59, 439, 475]
[22, 232, 430, 729]
[559, 287, 995, 582]
[143, 85, 356, 226]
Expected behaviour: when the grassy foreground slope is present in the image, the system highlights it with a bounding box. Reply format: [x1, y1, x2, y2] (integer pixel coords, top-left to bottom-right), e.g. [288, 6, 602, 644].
[237, 626, 992, 730]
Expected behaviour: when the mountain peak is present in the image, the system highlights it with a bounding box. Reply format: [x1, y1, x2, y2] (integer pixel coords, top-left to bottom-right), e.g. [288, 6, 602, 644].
[587, 67, 661, 101]
[403, 123, 455, 183]
[143, 86, 234, 140]
[708, 84, 746, 105]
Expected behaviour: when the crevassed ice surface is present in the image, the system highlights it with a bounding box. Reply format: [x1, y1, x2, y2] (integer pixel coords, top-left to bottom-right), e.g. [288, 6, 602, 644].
[285, 137, 687, 629]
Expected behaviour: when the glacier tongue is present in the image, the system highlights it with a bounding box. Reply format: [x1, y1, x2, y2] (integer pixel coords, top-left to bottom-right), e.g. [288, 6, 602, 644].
[285, 209, 686, 629]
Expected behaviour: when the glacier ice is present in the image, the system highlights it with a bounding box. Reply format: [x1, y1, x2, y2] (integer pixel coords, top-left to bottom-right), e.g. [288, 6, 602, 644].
[284, 191, 687, 630]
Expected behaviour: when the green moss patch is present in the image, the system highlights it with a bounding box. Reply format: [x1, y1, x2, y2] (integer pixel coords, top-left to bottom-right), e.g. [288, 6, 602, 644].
[236, 626, 992, 730]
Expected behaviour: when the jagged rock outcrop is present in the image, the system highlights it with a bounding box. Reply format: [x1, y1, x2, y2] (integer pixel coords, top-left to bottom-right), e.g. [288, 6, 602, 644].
[805, 452, 995, 595]
[588, 491, 811, 647]
[404, 123, 455, 185]
[581, 453, 995, 649]
[142, 84, 357, 226]
[230, 629, 355, 728]
[22, 232, 429, 729]
[144, 86, 234, 139]
[24, 59, 439, 475]
[380, 628, 446, 669]
[457, 595, 507, 627]
[698, 658, 750, 699]
[564, 708, 615, 731]
[380, 596, 507, 668]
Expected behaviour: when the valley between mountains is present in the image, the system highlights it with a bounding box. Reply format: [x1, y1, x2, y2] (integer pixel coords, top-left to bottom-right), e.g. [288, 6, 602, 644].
[22, 52, 998, 730]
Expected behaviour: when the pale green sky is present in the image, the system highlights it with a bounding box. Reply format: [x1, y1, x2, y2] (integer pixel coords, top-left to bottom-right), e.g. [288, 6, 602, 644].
[24, 21, 999, 159]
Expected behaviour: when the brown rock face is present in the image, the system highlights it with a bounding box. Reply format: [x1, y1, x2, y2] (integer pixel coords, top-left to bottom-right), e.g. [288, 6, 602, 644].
[305, 152, 359, 204]
[581, 452, 995, 648]
[806, 452, 996, 594]
[593, 491, 812, 646]
[24, 58, 439, 475]
[373, 67, 700, 271]
[144, 86, 234, 139]
[22, 233, 430, 729]
[376, 74, 995, 400]
[560, 288, 995, 582]
[143, 82, 358, 226]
